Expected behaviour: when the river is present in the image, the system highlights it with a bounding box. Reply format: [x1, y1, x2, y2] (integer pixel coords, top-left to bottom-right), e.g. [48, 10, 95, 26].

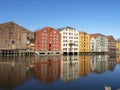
[0, 54, 120, 90]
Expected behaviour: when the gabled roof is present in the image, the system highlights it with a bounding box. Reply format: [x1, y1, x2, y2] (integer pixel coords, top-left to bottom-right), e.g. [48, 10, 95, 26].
[57, 26, 75, 31]
[35, 26, 59, 33]
[90, 33, 102, 38]
[106, 35, 116, 41]
[0, 21, 33, 33]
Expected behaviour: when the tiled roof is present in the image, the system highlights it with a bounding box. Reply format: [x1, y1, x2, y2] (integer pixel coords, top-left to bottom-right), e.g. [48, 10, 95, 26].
[106, 35, 116, 41]
[35, 26, 59, 32]
[90, 33, 102, 38]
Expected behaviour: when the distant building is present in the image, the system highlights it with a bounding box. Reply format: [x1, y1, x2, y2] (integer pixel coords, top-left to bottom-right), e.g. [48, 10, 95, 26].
[35, 27, 61, 55]
[0, 22, 34, 49]
[58, 26, 79, 55]
[90, 33, 108, 53]
[116, 38, 120, 53]
[79, 32, 90, 53]
[106, 35, 116, 53]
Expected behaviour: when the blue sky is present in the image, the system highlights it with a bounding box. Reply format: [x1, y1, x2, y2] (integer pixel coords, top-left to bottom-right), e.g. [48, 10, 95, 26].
[0, 0, 120, 39]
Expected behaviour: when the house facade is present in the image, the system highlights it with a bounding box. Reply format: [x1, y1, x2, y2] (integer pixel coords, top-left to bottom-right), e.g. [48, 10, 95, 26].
[90, 34, 108, 53]
[0, 22, 34, 49]
[79, 32, 90, 53]
[90, 36, 96, 52]
[58, 27, 79, 55]
[106, 36, 116, 53]
[35, 27, 61, 55]
[116, 39, 120, 53]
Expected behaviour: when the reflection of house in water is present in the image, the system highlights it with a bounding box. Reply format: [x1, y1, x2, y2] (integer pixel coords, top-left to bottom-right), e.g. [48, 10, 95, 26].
[116, 54, 120, 63]
[35, 56, 61, 83]
[91, 55, 109, 73]
[0, 56, 34, 90]
[79, 55, 90, 77]
[60, 55, 79, 82]
[108, 54, 116, 71]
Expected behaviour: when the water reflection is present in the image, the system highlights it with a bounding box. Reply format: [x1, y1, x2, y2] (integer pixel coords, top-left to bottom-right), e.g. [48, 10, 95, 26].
[0, 56, 35, 90]
[116, 54, 120, 63]
[60, 55, 79, 82]
[79, 55, 90, 76]
[0, 54, 120, 90]
[91, 54, 116, 73]
[108, 54, 116, 71]
[91, 55, 109, 73]
[35, 56, 61, 83]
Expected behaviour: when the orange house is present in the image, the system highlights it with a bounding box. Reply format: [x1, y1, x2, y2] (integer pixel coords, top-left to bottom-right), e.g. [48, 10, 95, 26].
[35, 27, 61, 55]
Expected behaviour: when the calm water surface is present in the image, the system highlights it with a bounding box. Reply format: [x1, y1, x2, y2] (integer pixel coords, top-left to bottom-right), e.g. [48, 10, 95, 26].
[0, 54, 120, 90]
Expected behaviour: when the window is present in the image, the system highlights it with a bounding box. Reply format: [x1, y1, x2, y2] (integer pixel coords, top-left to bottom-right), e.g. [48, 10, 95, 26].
[74, 41, 78, 43]
[63, 36, 66, 38]
[63, 48, 67, 50]
[45, 33, 47, 36]
[44, 30, 47, 32]
[42, 48, 46, 51]
[11, 40, 15, 44]
[9, 31, 13, 35]
[42, 33, 45, 36]
[54, 38, 58, 40]
[54, 33, 56, 36]
[74, 48, 78, 50]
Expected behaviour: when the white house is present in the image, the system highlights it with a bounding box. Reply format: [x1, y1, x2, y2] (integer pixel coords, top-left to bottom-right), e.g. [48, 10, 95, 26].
[90, 33, 108, 53]
[58, 27, 79, 55]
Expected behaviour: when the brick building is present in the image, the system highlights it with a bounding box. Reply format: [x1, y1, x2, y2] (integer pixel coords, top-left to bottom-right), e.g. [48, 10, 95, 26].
[0, 22, 34, 49]
[35, 27, 61, 55]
